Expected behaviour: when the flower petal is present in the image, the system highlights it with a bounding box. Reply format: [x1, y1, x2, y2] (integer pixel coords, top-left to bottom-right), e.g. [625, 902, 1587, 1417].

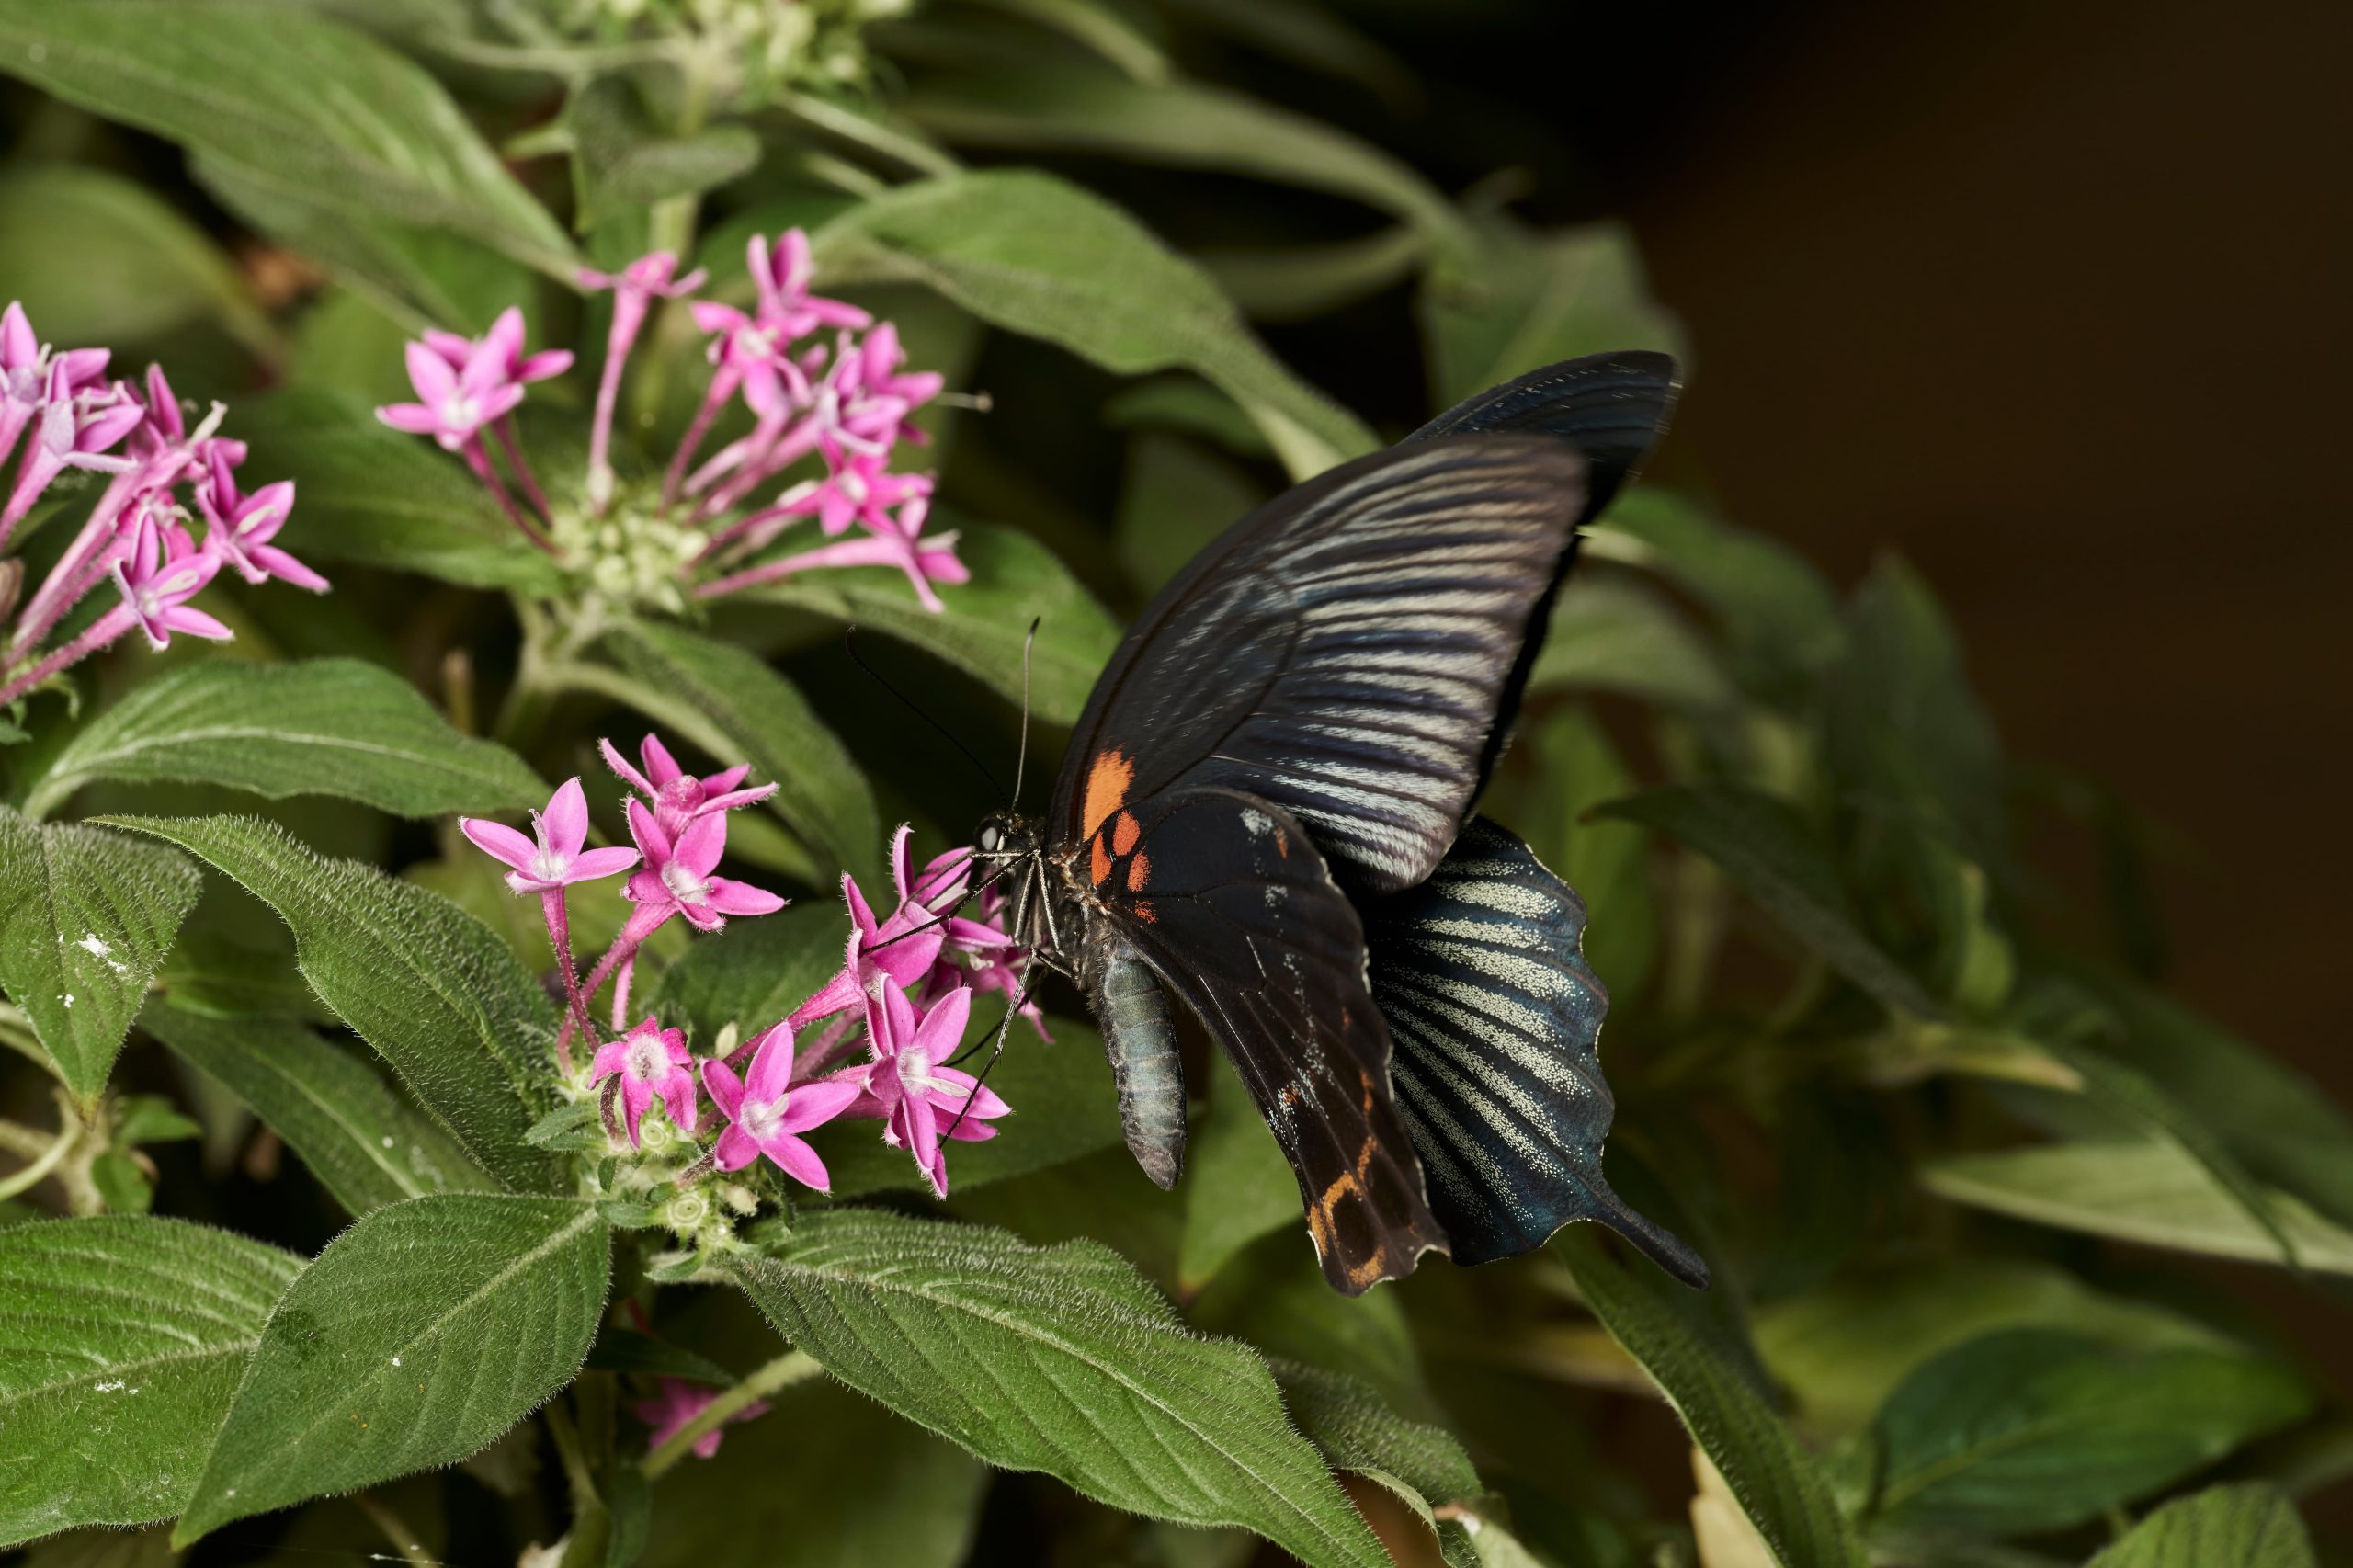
[700, 1058, 745, 1120]
[764, 1132, 831, 1192]
[568, 846, 642, 882]
[742, 1022, 796, 1103]
[779, 1075, 862, 1133]
[542, 777, 591, 858]
[705, 877, 784, 918]
[460, 817, 540, 872]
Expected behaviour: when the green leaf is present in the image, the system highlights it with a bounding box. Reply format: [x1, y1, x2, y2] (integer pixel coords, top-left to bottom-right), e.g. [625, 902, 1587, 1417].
[0, 1217, 302, 1545]
[233, 389, 565, 593]
[141, 999, 494, 1216]
[1420, 218, 1680, 409]
[0, 0, 574, 277]
[1197, 225, 1428, 324]
[0, 164, 272, 355]
[726, 1208, 1390, 1568]
[195, 153, 536, 336]
[100, 814, 562, 1193]
[1515, 707, 1656, 1001]
[813, 170, 1375, 478]
[961, 0, 1171, 82]
[1177, 1050, 1301, 1291]
[1922, 1138, 2353, 1274]
[812, 1016, 1128, 1198]
[1585, 487, 1845, 701]
[27, 659, 546, 821]
[1754, 1257, 2233, 1437]
[1528, 575, 1739, 715]
[176, 1195, 608, 1542]
[1115, 433, 1265, 597]
[1556, 1229, 1869, 1568]
[738, 519, 1120, 728]
[568, 74, 758, 231]
[599, 621, 878, 884]
[1272, 1359, 1482, 1506]
[1592, 783, 1942, 1018]
[0, 806, 201, 1103]
[2086, 1483, 2314, 1568]
[1865, 1329, 2310, 1536]
[642, 1376, 987, 1568]
[111, 1096, 201, 1147]
[904, 68, 1463, 247]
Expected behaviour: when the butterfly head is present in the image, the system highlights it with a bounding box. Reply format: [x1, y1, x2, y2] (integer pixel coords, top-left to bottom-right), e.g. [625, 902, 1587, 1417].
[973, 811, 1040, 864]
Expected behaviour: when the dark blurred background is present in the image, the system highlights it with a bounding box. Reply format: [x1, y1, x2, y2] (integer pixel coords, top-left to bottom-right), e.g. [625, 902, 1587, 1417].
[1332, 0, 2350, 1122]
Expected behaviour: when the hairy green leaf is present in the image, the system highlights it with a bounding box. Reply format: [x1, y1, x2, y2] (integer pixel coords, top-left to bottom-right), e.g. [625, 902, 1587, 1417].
[906, 68, 1463, 246]
[234, 389, 564, 593]
[1420, 218, 1680, 408]
[600, 621, 877, 884]
[727, 1208, 1390, 1567]
[28, 659, 545, 821]
[813, 170, 1374, 477]
[1922, 1138, 2353, 1274]
[0, 164, 271, 355]
[1557, 1230, 1869, 1568]
[0, 0, 572, 276]
[1866, 1329, 2310, 1536]
[1593, 783, 1942, 1018]
[176, 1195, 608, 1541]
[101, 814, 561, 1192]
[1199, 226, 1428, 324]
[569, 75, 758, 231]
[0, 1217, 302, 1545]
[642, 1376, 986, 1568]
[2086, 1483, 2314, 1567]
[141, 1000, 493, 1216]
[737, 519, 1120, 727]
[0, 807, 200, 1103]
[1272, 1359, 1482, 1506]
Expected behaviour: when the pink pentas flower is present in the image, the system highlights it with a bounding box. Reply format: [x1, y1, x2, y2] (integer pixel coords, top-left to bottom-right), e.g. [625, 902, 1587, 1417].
[931, 873, 1050, 1042]
[744, 230, 870, 341]
[423, 306, 574, 385]
[847, 979, 1009, 1198]
[700, 1020, 861, 1188]
[599, 732, 777, 839]
[0, 301, 108, 472]
[621, 800, 786, 934]
[702, 489, 967, 613]
[790, 825, 972, 1027]
[828, 323, 942, 454]
[591, 1017, 699, 1148]
[460, 777, 641, 895]
[634, 1378, 769, 1460]
[580, 251, 707, 510]
[107, 504, 230, 649]
[193, 446, 323, 593]
[377, 336, 525, 452]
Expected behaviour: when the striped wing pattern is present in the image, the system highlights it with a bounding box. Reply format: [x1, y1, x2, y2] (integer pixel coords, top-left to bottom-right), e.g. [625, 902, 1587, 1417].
[1364, 817, 1708, 1285]
[1058, 437, 1587, 894]
[1088, 786, 1449, 1294]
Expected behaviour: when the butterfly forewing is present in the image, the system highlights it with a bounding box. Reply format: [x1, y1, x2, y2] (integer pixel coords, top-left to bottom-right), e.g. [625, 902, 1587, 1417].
[1055, 437, 1588, 893]
[1075, 785, 1449, 1294]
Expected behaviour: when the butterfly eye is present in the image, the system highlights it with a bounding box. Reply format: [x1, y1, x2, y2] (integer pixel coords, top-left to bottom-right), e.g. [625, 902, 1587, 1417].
[979, 824, 1002, 854]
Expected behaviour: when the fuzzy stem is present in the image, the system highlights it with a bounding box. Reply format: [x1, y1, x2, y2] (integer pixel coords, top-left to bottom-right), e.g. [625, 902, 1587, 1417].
[641, 1351, 819, 1479]
[494, 415, 554, 527]
[465, 438, 558, 553]
[662, 368, 739, 511]
[7, 463, 148, 652]
[610, 948, 637, 1031]
[541, 889, 586, 1074]
[0, 1119, 74, 1201]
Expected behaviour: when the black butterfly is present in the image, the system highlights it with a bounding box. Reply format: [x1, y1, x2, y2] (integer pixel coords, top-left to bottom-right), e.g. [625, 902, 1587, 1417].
[974, 351, 1708, 1296]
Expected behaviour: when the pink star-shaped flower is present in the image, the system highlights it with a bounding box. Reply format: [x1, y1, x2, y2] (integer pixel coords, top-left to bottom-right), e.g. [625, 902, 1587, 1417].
[599, 732, 777, 839]
[847, 980, 1009, 1198]
[701, 1020, 862, 1188]
[621, 800, 786, 934]
[107, 503, 230, 649]
[376, 335, 525, 452]
[193, 444, 323, 593]
[422, 306, 574, 386]
[460, 777, 642, 895]
[590, 1017, 699, 1148]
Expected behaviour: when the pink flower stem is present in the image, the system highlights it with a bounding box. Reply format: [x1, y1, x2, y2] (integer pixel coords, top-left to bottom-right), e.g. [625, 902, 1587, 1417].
[540, 889, 587, 1075]
[696, 536, 895, 600]
[0, 607, 133, 706]
[694, 501, 794, 564]
[611, 948, 637, 1031]
[789, 1015, 863, 1078]
[463, 438, 558, 554]
[8, 466, 146, 648]
[561, 904, 668, 1059]
[691, 421, 819, 526]
[494, 416, 555, 528]
[662, 369, 740, 511]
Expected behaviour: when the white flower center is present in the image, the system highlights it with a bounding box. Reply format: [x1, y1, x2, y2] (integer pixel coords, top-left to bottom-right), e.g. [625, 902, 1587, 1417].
[529, 849, 568, 882]
[625, 1036, 668, 1081]
[740, 1096, 784, 1142]
[661, 858, 710, 905]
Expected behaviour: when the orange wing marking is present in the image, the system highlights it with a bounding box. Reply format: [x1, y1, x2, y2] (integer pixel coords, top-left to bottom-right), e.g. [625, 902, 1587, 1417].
[1090, 836, 1112, 886]
[1126, 851, 1152, 892]
[1111, 811, 1142, 856]
[1081, 749, 1135, 837]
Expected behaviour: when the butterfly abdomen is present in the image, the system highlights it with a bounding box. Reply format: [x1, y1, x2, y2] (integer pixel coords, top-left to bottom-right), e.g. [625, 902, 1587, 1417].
[1085, 937, 1187, 1189]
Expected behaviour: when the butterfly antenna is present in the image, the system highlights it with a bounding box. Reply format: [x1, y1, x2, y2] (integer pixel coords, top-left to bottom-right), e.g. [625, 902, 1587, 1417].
[1009, 617, 1040, 810]
[845, 627, 1006, 802]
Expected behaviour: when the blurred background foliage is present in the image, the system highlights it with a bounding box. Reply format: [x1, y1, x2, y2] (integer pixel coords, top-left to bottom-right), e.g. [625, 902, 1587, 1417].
[1, 0, 2347, 1565]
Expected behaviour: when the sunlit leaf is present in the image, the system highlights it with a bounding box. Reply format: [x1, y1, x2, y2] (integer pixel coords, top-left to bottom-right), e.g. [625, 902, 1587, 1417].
[0, 807, 200, 1104]
[2085, 1483, 2314, 1568]
[175, 1195, 608, 1541]
[28, 659, 546, 821]
[728, 1208, 1391, 1567]
[0, 1217, 302, 1546]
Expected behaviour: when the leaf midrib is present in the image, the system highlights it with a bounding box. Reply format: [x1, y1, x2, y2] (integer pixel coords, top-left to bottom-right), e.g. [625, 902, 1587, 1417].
[53, 722, 522, 790]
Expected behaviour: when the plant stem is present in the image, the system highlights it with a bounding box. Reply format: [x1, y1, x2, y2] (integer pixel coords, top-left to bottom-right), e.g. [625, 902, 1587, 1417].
[641, 1351, 820, 1479]
[542, 889, 587, 1074]
[0, 1119, 74, 1201]
[351, 1491, 438, 1568]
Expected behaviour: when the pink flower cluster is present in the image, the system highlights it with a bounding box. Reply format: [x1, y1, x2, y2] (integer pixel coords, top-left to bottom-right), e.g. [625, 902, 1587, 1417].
[374, 233, 968, 612]
[459, 733, 1023, 1210]
[0, 301, 320, 710]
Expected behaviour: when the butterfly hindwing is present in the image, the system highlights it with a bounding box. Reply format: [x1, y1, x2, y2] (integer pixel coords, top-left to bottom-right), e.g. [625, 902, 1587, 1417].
[1056, 437, 1589, 894]
[1076, 784, 1449, 1294]
[1361, 816, 1708, 1286]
